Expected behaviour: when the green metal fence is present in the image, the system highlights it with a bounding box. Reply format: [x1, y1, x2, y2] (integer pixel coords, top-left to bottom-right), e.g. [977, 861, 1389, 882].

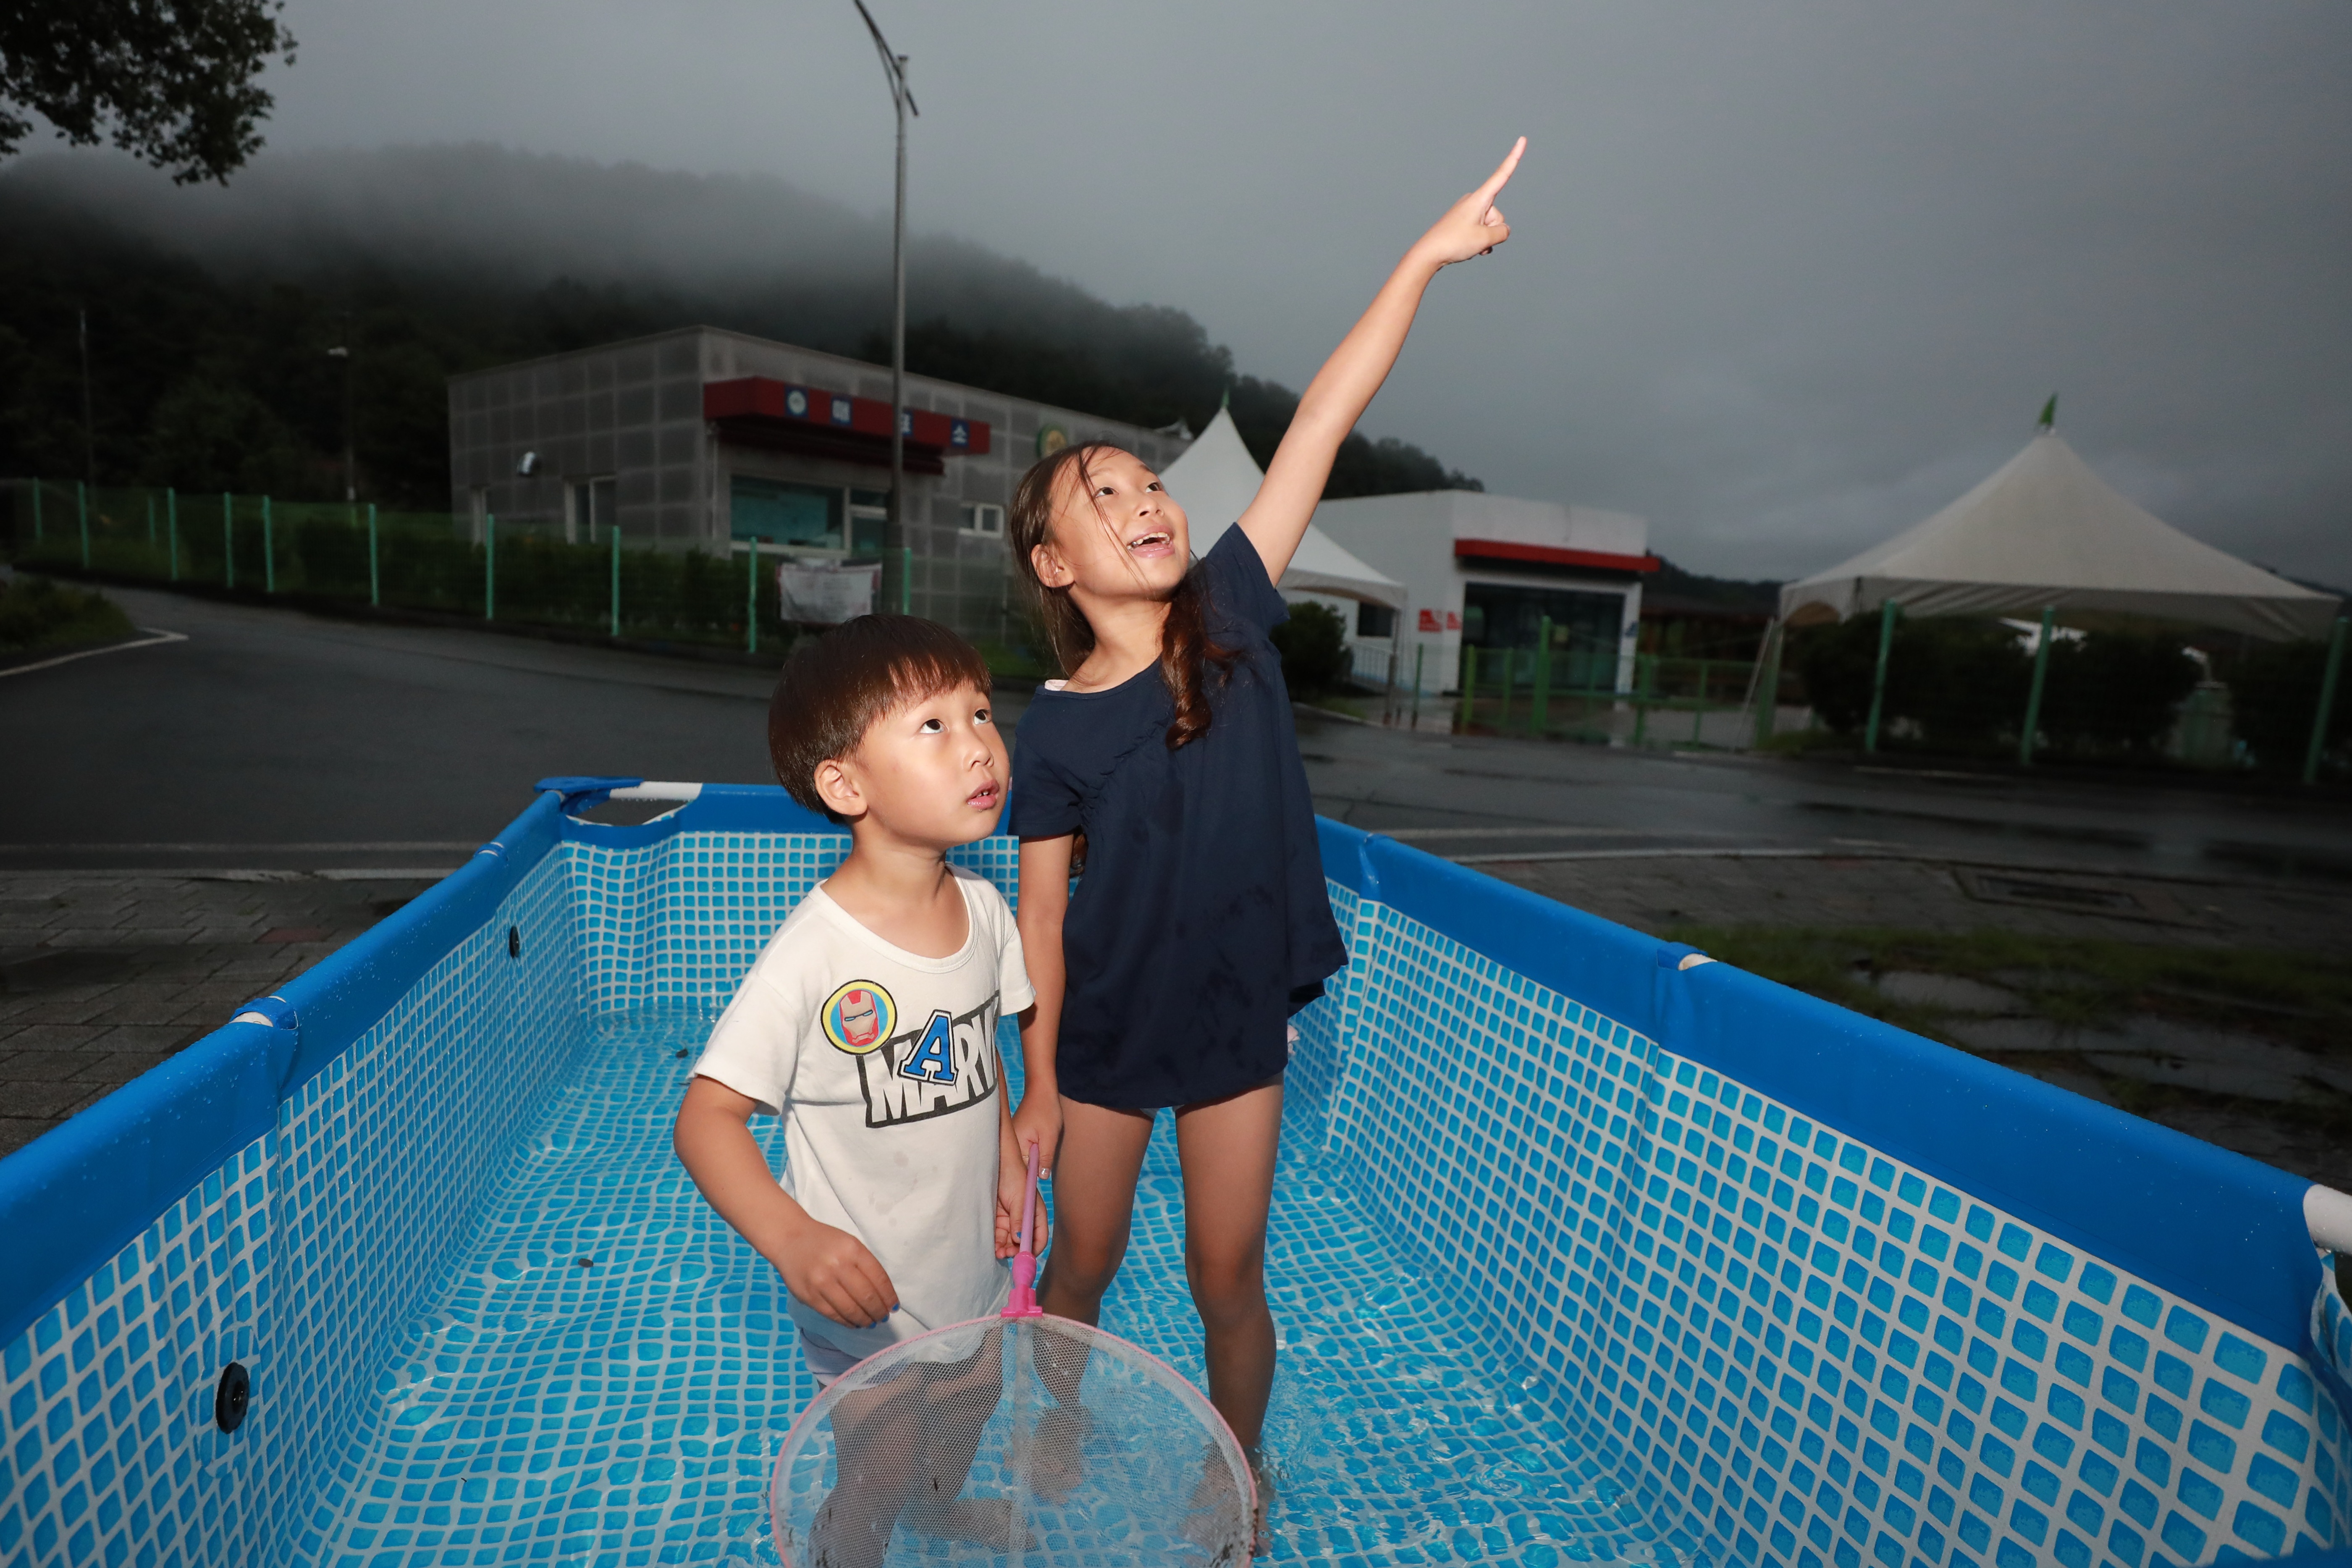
[1452, 620, 1762, 749]
[8, 479, 818, 654]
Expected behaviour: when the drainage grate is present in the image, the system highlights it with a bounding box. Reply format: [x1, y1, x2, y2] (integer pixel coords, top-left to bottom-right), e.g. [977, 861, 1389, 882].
[1975, 874, 2139, 910]
[1954, 868, 2216, 926]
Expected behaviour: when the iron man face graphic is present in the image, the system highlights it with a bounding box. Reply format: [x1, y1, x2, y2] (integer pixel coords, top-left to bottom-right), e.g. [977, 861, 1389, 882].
[838, 989, 881, 1049]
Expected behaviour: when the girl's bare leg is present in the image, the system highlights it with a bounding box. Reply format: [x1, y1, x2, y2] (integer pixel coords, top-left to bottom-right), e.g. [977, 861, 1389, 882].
[1172, 1078, 1283, 1454]
[1037, 1097, 1155, 1324]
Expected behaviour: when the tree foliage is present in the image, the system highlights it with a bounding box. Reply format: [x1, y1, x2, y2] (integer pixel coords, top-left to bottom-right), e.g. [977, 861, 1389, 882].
[2038, 629, 2201, 756]
[2, 191, 1484, 510]
[0, 0, 296, 184]
[2225, 637, 2349, 774]
[1268, 600, 1353, 696]
[1792, 612, 2228, 760]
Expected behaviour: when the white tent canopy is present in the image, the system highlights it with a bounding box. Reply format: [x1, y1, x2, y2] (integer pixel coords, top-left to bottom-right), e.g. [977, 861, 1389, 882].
[1780, 432, 2339, 642]
[1157, 408, 1408, 610]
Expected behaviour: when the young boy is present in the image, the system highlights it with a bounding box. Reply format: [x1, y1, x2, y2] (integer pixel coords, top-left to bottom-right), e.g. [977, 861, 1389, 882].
[674, 614, 1036, 1558]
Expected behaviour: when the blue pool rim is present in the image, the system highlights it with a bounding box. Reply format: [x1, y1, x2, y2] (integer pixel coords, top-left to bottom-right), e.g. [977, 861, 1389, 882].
[0, 785, 2322, 1387]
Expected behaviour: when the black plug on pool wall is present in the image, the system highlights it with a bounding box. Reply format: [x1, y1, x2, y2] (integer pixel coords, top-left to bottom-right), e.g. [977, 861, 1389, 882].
[215, 1362, 249, 1432]
[508, 925, 521, 959]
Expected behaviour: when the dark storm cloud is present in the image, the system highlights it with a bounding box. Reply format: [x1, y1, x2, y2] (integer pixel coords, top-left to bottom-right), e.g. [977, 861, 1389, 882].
[18, 0, 2349, 584]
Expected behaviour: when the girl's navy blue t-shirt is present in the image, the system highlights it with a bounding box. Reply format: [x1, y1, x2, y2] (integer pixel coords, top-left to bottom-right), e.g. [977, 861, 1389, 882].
[1010, 527, 1348, 1110]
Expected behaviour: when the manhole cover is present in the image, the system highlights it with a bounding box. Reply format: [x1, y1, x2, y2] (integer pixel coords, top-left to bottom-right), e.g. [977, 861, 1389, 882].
[1954, 869, 2215, 926]
[1977, 874, 2139, 910]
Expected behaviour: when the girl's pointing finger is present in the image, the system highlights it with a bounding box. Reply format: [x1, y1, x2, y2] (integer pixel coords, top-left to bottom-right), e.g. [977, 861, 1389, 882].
[1476, 137, 1527, 200]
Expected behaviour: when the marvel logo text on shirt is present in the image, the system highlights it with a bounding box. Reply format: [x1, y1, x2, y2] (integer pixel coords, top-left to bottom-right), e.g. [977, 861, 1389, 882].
[849, 996, 1002, 1130]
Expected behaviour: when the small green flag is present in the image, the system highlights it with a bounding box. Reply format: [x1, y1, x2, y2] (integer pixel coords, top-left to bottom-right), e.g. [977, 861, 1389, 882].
[2037, 394, 2057, 431]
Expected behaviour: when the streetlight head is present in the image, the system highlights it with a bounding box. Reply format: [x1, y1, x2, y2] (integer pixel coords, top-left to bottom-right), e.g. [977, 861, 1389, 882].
[327, 346, 350, 359]
[517, 451, 541, 477]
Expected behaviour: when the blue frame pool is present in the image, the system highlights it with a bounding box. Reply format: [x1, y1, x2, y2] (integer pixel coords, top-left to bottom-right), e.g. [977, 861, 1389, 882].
[5, 781, 2352, 1568]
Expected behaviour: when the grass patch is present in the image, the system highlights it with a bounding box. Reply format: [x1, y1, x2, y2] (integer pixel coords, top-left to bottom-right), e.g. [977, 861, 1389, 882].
[1750, 727, 1854, 758]
[0, 575, 136, 655]
[1662, 923, 2352, 1054]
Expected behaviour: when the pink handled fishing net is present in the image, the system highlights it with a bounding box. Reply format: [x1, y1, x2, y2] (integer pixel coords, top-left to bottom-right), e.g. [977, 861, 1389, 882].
[768, 1148, 1254, 1567]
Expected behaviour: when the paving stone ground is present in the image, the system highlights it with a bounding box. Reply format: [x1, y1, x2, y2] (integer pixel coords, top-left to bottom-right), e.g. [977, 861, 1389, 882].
[1482, 852, 2352, 1189]
[1476, 850, 2352, 952]
[0, 871, 443, 1156]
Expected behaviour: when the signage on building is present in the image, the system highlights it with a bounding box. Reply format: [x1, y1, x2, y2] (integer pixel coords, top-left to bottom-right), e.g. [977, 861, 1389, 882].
[701, 378, 992, 456]
[1037, 425, 1069, 458]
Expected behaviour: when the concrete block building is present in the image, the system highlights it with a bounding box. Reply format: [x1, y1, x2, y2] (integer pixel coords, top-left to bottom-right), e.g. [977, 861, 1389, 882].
[446, 326, 1189, 643]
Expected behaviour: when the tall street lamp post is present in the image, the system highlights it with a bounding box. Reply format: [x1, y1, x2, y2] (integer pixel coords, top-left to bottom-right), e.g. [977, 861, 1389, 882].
[328, 318, 354, 504]
[852, 0, 917, 614]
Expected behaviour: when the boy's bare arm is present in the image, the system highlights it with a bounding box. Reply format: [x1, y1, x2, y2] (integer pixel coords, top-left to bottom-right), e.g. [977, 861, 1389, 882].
[994, 1077, 1050, 1260]
[673, 1075, 899, 1328]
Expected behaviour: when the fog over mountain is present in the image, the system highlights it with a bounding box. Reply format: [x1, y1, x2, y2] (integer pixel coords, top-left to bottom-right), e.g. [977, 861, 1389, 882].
[5, 0, 2350, 587]
[0, 144, 1169, 358]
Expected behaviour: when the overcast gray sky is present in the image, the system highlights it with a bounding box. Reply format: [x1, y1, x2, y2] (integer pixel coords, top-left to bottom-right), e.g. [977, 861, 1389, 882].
[219, 3, 2352, 582]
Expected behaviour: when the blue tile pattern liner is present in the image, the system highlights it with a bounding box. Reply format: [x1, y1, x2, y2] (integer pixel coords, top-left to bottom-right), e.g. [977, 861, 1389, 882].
[5, 806, 2349, 1568]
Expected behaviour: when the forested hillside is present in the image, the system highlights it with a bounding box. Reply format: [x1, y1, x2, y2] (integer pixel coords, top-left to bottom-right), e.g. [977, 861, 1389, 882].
[0, 147, 1478, 509]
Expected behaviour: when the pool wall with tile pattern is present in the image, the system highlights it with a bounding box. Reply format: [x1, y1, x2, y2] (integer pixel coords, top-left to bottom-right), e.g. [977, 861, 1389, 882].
[2, 786, 2347, 1568]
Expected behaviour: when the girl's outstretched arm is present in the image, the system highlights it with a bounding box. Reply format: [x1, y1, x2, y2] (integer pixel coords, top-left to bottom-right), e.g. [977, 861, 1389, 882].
[1238, 137, 1525, 582]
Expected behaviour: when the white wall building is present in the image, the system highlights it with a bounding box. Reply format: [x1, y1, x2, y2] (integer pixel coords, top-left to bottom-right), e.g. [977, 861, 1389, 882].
[1311, 491, 1657, 695]
[1159, 408, 1409, 680]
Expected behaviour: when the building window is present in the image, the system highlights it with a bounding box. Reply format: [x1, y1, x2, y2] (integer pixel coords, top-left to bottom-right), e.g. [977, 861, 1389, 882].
[1462, 582, 1626, 690]
[732, 476, 843, 549]
[1355, 602, 1396, 640]
[567, 475, 619, 543]
[850, 490, 889, 557]
[960, 502, 1005, 538]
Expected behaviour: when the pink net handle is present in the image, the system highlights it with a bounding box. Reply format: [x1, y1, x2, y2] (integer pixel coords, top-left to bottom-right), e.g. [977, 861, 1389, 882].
[1002, 1140, 1044, 1318]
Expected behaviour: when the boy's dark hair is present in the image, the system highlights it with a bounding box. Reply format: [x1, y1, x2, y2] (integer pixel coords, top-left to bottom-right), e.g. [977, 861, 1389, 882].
[768, 615, 993, 823]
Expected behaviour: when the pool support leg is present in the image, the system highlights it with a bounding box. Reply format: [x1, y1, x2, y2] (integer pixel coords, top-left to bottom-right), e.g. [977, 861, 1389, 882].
[2305, 616, 2348, 785]
[1863, 599, 1899, 754]
[2018, 605, 2056, 766]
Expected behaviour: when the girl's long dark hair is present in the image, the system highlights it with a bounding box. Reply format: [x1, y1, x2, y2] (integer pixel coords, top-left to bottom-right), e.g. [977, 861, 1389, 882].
[1009, 442, 1240, 750]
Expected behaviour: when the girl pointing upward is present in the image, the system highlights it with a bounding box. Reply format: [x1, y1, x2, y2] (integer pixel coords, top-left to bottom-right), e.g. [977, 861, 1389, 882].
[1007, 137, 1526, 1532]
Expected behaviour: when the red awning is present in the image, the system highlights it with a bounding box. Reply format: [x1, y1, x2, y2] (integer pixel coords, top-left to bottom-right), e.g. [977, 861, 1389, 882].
[1453, 538, 1660, 575]
[703, 378, 992, 475]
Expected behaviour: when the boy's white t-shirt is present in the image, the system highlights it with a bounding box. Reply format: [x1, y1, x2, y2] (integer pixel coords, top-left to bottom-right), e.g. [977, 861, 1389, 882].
[694, 867, 1034, 1364]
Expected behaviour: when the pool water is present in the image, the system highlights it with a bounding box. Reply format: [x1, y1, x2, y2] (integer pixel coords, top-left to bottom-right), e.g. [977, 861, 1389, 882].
[296, 1009, 1662, 1568]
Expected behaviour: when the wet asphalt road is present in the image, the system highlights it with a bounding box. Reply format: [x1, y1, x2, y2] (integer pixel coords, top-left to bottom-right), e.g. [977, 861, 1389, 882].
[1293, 713, 2352, 889]
[9, 582, 2348, 889]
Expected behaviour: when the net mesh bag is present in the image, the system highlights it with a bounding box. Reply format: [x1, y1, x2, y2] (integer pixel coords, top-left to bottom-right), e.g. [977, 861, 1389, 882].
[768, 1314, 1253, 1567]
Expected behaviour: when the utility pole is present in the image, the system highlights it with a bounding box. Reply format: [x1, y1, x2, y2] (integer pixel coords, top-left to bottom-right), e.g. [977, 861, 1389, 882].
[329, 314, 355, 503]
[853, 0, 918, 614]
[78, 307, 95, 485]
